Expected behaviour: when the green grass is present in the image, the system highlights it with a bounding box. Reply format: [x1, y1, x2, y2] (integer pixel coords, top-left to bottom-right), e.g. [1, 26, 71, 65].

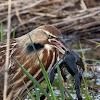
[27, 33, 56, 100]
[38, 58, 56, 100]
[79, 41, 91, 100]
[57, 61, 65, 100]
[85, 39, 100, 48]
[85, 58, 100, 62]
[22, 80, 34, 100]
[34, 85, 40, 100]
[1, 23, 4, 41]
[0, 24, 16, 41]
[88, 39, 100, 45]
[79, 41, 87, 75]
[13, 27, 16, 38]
[11, 55, 51, 100]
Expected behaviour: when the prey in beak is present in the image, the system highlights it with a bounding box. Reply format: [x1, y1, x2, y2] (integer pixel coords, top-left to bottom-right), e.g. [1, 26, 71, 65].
[48, 36, 75, 57]
[48, 36, 84, 70]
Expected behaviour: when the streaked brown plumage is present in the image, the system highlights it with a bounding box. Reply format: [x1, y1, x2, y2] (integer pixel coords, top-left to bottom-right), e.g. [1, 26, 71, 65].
[0, 25, 67, 100]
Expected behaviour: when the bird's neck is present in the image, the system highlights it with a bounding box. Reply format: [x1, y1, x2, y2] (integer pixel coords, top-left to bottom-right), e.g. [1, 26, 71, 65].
[15, 34, 30, 49]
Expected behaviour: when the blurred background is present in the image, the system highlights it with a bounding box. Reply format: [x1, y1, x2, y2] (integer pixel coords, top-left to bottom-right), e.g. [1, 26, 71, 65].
[0, 0, 100, 58]
[0, 0, 100, 99]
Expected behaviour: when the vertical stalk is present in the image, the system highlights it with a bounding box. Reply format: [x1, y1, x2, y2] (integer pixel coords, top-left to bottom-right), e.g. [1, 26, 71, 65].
[3, 0, 11, 100]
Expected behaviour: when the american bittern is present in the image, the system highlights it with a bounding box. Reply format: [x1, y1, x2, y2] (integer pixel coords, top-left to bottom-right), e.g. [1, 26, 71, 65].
[0, 25, 68, 100]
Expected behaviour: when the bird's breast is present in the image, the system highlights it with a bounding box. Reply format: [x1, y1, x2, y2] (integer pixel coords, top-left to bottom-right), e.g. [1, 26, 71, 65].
[8, 47, 58, 99]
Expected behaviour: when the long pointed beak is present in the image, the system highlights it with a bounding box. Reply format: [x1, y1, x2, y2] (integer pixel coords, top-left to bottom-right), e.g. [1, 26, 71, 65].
[57, 38, 70, 51]
[57, 38, 76, 56]
[48, 37, 72, 55]
[49, 37, 79, 59]
[48, 38, 66, 54]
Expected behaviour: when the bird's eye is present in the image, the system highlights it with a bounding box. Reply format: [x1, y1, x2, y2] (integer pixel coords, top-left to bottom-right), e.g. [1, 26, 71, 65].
[48, 35, 52, 39]
[48, 34, 57, 39]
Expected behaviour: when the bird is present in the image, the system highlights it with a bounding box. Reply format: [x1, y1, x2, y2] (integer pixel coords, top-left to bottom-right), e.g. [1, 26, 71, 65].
[0, 25, 67, 100]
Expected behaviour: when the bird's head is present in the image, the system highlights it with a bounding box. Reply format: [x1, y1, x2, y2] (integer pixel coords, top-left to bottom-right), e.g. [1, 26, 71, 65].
[17, 25, 67, 54]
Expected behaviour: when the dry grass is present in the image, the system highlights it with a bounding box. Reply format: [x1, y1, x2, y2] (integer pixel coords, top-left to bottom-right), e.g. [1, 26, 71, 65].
[3, 0, 11, 100]
[0, 0, 100, 39]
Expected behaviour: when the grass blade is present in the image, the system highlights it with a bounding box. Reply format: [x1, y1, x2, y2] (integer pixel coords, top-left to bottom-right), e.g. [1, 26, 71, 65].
[17, 96, 21, 100]
[57, 61, 65, 100]
[64, 87, 74, 100]
[79, 41, 87, 75]
[85, 58, 100, 62]
[11, 55, 51, 100]
[82, 75, 91, 100]
[27, 33, 56, 100]
[37, 58, 56, 100]
[1, 23, 4, 41]
[79, 41, 91, 100]
[34, 85, 40, 100]
[22, 80, 34, 100]
[88, 39, 100, 45]
[13, 27, 16, 38]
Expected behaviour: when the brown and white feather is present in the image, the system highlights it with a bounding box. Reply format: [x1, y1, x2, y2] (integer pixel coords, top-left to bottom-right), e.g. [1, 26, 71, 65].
[0, 25, 63, 100]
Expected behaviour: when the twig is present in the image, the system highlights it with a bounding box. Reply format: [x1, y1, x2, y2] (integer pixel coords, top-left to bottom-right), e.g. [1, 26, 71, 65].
[53, 10, 100, 26]
[31, 12, 57, 18]
[15, 6, 23, 25]
[3, 0, 11, 100]
[80, 0, 87, 10]
[19, 0, 46, 11]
